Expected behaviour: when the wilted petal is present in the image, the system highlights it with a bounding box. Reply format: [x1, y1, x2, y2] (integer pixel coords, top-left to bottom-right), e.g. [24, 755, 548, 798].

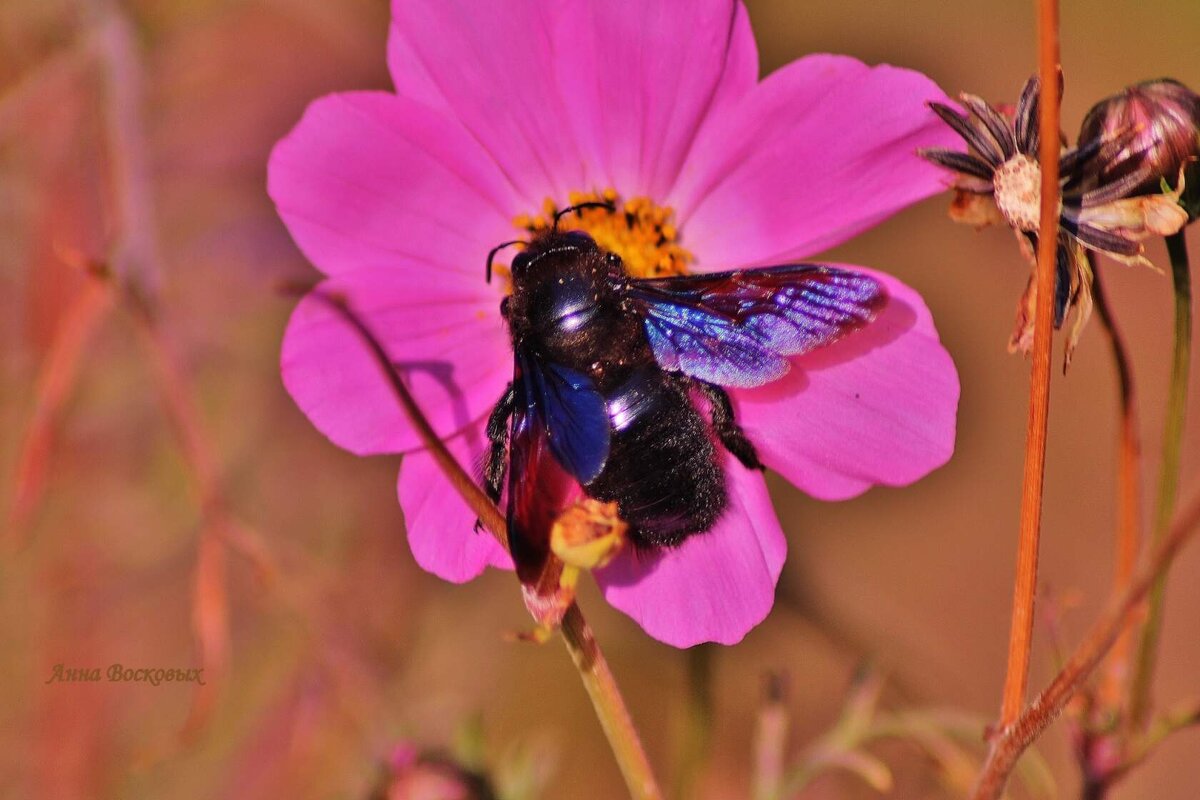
[596, 457, 785, 647]
[733, 268, 958, 500]
[398, 426, 513, 582]
[281, 267, 511, 455]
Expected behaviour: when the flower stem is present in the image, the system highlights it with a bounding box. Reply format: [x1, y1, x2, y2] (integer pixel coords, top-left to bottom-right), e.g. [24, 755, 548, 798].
[1090, 265, 1143, 708]
[1128, 231, 1192, 728]
[672, 644, 714, 800]
[313, 291, 662, 800]
[971, 486, 1200, 800]
[752, 674, 789, 800]
[999, 0, 1060, 728]
[561, 606, 664, 800]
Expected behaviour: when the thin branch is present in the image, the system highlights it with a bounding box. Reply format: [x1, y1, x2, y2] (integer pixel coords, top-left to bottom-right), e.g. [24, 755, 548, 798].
[6, 275, 112, 548]
[970, 485, 1200, 799]
[999, 0, 1061, 726]
[91, 0, 163, 296]
[1090, 265, 1143, 709]
[1128, 231, 1192, 727]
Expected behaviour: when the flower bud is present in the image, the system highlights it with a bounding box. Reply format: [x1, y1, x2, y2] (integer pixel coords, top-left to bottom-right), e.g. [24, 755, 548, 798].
[550, 498, 627, 570]
[374, 744, 497, 800]
[1078, 79, 1200, 198]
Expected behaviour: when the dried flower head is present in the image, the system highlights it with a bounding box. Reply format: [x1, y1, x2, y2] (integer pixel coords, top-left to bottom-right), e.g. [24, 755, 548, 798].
[920, 76, 1190, 367]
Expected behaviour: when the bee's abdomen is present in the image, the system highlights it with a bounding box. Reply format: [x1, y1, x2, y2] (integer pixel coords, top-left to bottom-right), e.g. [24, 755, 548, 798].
[588, 369, 725, 548]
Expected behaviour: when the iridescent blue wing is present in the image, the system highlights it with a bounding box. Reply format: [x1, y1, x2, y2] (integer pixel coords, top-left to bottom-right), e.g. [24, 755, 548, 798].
[516, 349, 609, 483]
[628, 265, 885, 388]
[506, 350, 609, 583]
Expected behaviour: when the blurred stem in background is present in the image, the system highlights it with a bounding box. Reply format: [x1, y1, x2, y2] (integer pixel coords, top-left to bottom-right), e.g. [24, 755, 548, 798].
[5, 0, 273, 742]
[998, 0, 1061, 729]
[1089, 262, 1143, 710]
[672, 644, 714, 800]
[5, 277, 112, 548]
[1128, 231, 1192, 729]
[314, 293, 663, 800]
[752, 674, 789, 800]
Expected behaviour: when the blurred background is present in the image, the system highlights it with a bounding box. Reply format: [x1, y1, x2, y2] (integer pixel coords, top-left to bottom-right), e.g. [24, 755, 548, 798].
[2, 0, 1198, 797]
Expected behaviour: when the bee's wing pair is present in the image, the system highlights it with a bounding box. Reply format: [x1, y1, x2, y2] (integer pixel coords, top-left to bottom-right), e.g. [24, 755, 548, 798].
[506, 265, 885, 580]
[630, 265, 884, 388]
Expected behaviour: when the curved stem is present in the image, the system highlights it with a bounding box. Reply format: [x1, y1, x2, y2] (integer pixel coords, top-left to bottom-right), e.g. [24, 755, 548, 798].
[999, 0, 1060, 727]
[1090, 265, 1144, 708]
[312, 291, 662, 800]
[1128, 231, 1192, 727]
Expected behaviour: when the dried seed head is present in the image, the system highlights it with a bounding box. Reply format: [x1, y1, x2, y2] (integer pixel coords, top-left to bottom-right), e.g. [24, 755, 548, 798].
[993, 155, 1050, 232]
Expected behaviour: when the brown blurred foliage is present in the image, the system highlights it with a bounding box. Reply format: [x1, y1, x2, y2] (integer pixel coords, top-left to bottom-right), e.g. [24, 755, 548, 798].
[0, 1, 1198, 798]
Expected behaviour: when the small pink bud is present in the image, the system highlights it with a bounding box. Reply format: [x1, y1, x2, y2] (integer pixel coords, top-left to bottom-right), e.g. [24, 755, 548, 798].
[1079, 79, 1200, 194]
[375, 746, 496, 800]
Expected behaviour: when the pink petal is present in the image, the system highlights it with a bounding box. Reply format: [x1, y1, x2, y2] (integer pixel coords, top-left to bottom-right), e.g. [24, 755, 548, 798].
[386, 0, 586, 205]
[398, 425, 513, 582]
[734, 268, 959, 500]
[552, 0, 757, 198]
[596, 456, 785, 647]
[268, 91, 519, 277]
[281, 267, 511, 455]
[669, 55, 961, 267]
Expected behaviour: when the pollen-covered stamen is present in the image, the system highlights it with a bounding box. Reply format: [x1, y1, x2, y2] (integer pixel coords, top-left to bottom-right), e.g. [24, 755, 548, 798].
[992, 155, 1058, 232]
[513, 189, 694, 278]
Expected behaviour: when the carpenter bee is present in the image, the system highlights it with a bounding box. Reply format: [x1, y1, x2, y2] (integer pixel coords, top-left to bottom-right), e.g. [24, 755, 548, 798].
[483, 204, 885, 584]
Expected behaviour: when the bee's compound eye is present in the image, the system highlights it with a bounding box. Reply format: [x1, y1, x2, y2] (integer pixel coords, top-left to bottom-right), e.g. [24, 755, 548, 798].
[604, 251, 622, 267]
[511, 252, 531, 273]
[500, 296, 510, 318]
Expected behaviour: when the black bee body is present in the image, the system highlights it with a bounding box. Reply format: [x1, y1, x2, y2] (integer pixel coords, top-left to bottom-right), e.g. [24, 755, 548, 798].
[483, 219, 883, 583]
[495, 231, 729, 553]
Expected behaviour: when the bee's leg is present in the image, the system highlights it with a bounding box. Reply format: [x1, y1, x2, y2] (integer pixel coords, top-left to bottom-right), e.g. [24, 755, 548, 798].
[691, 379, 764, 470]
[476, 382, 515, 532]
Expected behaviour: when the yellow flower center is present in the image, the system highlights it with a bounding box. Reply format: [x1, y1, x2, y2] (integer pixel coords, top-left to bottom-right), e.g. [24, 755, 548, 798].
[511, 189, 694, 278]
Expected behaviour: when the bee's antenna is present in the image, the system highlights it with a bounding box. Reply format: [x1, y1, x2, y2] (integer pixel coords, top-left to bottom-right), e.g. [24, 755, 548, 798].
[553, 201, 615, 231]
[485, 239, 526, 283]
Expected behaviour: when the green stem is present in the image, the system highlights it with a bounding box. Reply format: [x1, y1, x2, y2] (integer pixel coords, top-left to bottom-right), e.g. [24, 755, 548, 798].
[1129, 231, 1192, 728]
[672, 644, 714, 800]
[560, 606, 664, 800]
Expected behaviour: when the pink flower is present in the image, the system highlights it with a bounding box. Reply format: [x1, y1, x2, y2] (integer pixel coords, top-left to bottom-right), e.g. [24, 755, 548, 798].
[269, 0, 961, 647]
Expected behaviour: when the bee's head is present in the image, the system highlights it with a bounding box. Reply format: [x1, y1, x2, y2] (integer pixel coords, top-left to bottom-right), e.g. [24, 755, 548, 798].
[512, 230, 597, 282]
[485, 201, 615, 285]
